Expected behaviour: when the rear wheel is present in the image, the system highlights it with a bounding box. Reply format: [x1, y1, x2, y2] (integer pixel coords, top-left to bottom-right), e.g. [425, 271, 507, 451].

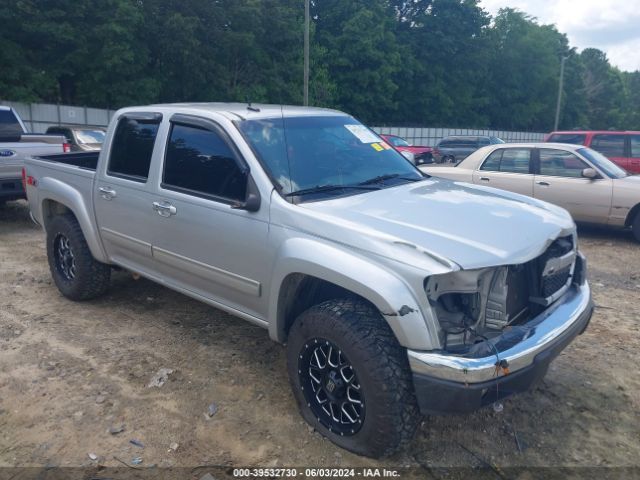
[286, 298, 420, 458]
[632, 211, 640, 243]
[46, 214, 111, 300]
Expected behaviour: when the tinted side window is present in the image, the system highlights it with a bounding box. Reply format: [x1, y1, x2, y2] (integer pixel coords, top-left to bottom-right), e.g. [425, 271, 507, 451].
[500, 149, 530, 173]
[631, 135, 640, 158]
[478, 137, 491, 146]
[0, 109, 24, 138]
[107, 117, 160, 181]
[480, 149, 530, 173]
[591, 134, 625, 157]
[539, 149, 588, 177]
[547, 133, 586, 144]
[480, 150, 502, 171]
[163, 123, 246, 202]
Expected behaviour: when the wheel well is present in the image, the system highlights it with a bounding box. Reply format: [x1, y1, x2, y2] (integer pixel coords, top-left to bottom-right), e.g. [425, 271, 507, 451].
[41, 199, 74, 228]
[277, 274, 375, 342]
[625, 203, 640, 227]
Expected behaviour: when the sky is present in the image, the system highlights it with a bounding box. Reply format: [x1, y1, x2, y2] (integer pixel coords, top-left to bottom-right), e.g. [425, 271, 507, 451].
[479, 0, 640, 71]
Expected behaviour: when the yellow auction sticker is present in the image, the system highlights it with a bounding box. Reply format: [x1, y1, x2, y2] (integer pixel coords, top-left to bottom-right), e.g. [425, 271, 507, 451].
[371, 143, 384, 152]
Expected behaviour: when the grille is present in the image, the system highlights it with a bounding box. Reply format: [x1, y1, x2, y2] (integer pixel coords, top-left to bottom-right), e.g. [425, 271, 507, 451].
[542, 265, 571, 297]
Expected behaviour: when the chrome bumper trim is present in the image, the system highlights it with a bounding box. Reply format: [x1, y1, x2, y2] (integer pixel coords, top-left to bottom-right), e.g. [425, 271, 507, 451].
[408, 282, 592, 383]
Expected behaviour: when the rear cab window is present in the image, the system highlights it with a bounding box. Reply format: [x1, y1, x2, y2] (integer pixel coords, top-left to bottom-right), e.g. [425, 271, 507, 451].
[547, 133, 586, 145]
[106, 114, 162, 182]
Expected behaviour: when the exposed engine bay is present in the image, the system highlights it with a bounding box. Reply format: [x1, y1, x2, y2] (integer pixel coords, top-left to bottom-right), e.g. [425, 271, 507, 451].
[426, 236, 578, 353]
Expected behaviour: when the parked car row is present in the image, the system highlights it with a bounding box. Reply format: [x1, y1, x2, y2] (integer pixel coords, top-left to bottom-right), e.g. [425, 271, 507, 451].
[0, 105, 106, 203]
[546, 130, 640, 174]
[422, 142, 640, 241]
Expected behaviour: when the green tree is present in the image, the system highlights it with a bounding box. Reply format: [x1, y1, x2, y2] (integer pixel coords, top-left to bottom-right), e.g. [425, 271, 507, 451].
[580, 48, 626, 129]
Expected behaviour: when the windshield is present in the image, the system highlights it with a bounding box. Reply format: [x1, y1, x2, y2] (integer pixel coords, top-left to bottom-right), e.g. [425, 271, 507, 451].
[237, 115, 423, 200]
[578, 147, 628, 178]
[75, 129, 105, 144]
[387, 135, 410, 147]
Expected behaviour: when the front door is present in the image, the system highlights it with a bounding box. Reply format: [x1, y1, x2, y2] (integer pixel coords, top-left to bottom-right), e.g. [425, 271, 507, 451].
[93, 112, 163, 275]
[533, 148, 612, 223]
[149, 115, 270, 320]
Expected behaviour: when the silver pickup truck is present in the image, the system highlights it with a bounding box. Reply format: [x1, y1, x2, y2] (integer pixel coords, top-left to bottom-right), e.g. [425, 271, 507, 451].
[0, 106, 67, 204]
[24, 103, 594, 457]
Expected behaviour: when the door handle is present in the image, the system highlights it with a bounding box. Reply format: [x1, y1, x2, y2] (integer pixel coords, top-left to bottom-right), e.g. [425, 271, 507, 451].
[152, 201, 177, 217]
[536, 181, 550, 186]
[98, 186, 117, 200]
[479, 177, 490, 181]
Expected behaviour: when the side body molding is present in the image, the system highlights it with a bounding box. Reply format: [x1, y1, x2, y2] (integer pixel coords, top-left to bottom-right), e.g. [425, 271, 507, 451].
[37, 176, 109, 263]
[268, 237, 435, 350]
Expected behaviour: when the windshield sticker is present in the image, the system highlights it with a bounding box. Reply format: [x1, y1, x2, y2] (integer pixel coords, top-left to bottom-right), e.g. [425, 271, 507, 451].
[371, 143, 384, 152]
[344, 124, 380, 144]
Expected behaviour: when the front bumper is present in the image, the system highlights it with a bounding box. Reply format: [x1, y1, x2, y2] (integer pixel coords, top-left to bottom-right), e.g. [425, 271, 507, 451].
[408, 281, 593, 414]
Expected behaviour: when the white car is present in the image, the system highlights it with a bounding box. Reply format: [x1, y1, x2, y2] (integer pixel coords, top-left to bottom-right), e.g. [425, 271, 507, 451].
[422, 142, 640, 241]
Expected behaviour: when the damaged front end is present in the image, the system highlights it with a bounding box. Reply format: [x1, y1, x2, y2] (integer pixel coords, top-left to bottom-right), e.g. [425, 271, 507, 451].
[425, 235, 583, 354]
[408, 235, 593, 414]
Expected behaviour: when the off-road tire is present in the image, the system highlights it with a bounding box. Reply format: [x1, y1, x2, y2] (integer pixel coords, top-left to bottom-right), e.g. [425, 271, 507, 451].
[632, 211, 640, 243]
[286, 298, 420, 458]
[46, 214, 111, 300]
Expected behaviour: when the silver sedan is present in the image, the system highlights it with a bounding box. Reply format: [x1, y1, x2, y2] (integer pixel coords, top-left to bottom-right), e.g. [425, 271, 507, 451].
[421, 142, 640, 242]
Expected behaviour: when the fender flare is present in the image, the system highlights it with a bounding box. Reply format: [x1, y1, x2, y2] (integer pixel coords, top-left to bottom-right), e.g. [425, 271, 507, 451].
[268, 237, 438, 350]
[38, 176, 109, 263]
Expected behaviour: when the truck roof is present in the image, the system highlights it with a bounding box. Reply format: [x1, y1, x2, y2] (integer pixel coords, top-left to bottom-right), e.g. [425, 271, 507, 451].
[140, 102, 347, 121]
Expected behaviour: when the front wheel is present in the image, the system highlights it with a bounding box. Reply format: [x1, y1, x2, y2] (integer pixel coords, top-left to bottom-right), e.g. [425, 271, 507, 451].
[286, 299, 420, 458]
[46, 214, 111, 300]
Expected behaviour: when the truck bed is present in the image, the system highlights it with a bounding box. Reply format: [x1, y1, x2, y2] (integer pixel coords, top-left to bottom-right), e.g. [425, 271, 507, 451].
[34, 152, 99, 170]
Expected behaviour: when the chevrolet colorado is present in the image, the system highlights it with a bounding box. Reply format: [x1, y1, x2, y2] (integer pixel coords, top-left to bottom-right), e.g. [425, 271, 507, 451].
[0, 106, 68, 204]
[23, 103, 593, 457]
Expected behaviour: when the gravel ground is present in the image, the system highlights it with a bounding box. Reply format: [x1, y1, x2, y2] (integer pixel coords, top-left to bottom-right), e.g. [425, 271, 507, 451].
[0, 200, 638, 475]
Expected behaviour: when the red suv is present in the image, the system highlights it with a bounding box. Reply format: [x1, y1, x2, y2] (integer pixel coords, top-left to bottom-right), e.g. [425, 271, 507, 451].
[379, 134, 433, 165]
[546, 131, 640, 174]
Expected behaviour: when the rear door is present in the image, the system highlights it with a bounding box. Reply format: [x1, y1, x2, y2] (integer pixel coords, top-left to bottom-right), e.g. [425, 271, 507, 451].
[93, 112, 162, 275]
[533, 148, 612, 223]
[589, 134, 628, 171]
[149, 114, 270, 319]
[472, 147, 534, 196]
[629, 135, 640, 173]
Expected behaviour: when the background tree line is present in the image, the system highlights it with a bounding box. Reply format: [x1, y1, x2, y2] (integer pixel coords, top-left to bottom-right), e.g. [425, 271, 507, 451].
[1, 0, 638, 131]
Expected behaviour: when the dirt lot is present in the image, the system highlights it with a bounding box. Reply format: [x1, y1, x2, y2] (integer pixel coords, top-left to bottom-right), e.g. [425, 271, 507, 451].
[1, 200, 638, 474]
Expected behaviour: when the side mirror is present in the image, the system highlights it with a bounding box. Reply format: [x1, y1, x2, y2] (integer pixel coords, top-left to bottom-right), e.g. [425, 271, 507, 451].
[401, 150, 416, 165]
[231, 174, 261, 212]
[582, 168, 598, 179]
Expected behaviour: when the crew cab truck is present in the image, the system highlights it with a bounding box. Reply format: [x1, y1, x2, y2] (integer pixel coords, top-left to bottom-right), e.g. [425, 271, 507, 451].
[0, 106, 68, 204]
[23, 103, 594, 457]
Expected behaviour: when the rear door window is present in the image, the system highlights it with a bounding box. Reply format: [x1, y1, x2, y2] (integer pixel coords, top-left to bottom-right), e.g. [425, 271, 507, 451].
[590, 134, 626, 157]
[539, 149, 589, 177]
[630, 135, 640, 158]
[107, 115, 161, 182]
[480, 149, 530, 173]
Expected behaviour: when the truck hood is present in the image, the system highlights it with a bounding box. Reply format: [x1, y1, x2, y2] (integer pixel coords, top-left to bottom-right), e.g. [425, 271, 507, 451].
[299, 177, 575, 270]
